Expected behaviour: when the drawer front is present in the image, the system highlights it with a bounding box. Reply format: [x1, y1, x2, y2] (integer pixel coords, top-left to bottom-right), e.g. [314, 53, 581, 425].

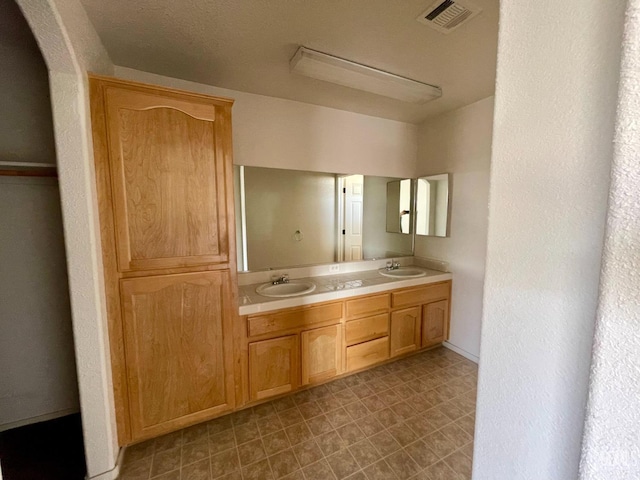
[248, 302, 343, 337]
[345, 313, 389, 346]
[345, 293, 390, 319]
[346, 336, 389, 372]
[391, 282, 450, 309]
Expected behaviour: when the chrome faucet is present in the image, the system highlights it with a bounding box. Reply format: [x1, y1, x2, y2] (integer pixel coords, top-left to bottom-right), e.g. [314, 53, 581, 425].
[272, 274, 289, 285]
[386, 260, 401, 271]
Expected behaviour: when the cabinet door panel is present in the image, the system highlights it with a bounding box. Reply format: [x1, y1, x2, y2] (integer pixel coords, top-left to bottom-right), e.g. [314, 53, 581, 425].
[121, 271, 235, 440]
[105, 86, 229, 272]
[422, 300, 449, 348]
[249, 336, 299, 401]
[390, 307, 421, 358]
[301, 325, 342, 385]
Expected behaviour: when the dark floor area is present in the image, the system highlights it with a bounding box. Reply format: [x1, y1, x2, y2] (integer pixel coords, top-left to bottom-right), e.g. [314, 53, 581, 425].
[0, 413, 86, 480]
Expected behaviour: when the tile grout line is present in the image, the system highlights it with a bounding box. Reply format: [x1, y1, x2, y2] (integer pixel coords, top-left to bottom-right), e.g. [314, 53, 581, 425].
[121, 348, 476, 480]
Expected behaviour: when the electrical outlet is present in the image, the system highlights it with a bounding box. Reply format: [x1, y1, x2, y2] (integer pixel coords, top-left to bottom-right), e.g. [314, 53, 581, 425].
[329, 264, 340, 273]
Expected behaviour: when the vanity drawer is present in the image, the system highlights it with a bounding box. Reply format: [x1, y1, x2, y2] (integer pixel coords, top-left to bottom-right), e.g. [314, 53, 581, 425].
[345, 293, 390, 319]
[248, 302, 343, 337]
[346, 336, 389, 372]
[345, 313, 389, 346]
[391, 282, 450, 309]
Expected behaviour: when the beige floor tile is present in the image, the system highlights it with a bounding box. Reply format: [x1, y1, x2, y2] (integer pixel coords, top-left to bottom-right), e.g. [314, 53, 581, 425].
[118, 348, 478, 480]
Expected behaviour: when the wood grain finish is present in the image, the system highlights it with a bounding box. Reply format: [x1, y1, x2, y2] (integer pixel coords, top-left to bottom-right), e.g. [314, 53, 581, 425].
[247, 302, 343, 338]
[248, 335, 299, 401]
[390, 307, 422, 358]
[391, 282, 450, 309]
[346, 336, 390, 372]
[422, 300, 449, 348]
[89, 75, 238, 445]
[90, 78, 131, 442]
[344, 293, 390, 319]
[301, 325, 342, 385]
[104, 86, 229, 272]
[345, 313, 389, 346]
[121, 271, 235, 440]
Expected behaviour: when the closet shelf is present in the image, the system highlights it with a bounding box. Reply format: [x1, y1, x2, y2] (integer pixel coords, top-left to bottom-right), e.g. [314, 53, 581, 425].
[0, 161, 57, 177]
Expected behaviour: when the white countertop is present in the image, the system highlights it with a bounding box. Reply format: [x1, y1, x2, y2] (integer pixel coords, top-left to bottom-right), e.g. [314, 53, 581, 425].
[238, 266, 452, 316]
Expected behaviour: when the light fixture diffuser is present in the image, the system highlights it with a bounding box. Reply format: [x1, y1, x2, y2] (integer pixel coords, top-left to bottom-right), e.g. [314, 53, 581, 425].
[290, 46, 442, 104]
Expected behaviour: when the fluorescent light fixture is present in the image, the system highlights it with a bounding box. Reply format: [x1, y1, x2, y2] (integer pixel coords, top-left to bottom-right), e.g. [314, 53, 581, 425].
[290, 46, 442, 103]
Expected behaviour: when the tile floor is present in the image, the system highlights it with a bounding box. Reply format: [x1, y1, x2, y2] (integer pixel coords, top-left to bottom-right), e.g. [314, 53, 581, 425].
[120, 347, 477, 480]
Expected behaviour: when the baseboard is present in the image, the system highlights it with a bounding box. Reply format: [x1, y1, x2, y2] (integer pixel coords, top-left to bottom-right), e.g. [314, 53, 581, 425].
[0, 408, 80, 433]
[443, 341, 479, 364]
[86, 447, 124, 480]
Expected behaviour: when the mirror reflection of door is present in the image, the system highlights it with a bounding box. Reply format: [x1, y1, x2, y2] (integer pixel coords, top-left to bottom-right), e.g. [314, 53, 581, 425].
[386, 178, 413, 234]
[416, 173, 450, 237]
[342, 174, 364, 261]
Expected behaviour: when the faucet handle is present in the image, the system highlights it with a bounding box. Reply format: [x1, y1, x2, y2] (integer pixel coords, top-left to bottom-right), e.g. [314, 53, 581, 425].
[282, 274, 289, 283]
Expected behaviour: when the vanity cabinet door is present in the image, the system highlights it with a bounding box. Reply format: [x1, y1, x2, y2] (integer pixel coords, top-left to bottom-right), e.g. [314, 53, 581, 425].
[248, 335, 299, 401]
[390, 307, 421, 358]
[301, 324, 342, 385]
[121, 271, 235, 441]
[422, 300, 449, 348]
[103, 84, 232, 272]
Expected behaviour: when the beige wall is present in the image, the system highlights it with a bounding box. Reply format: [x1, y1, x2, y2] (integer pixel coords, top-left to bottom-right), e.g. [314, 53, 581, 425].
[415, 97, 494, 360]
[113, 67, 418, 179]
[244, 167, 336, 270]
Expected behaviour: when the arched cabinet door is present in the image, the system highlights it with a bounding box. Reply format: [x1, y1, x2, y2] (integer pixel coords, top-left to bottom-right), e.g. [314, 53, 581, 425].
[422, 299, 450, 348]
[390, 306, 421, 358]
[103, 84, 232, 272]
[121, 270, 235, 440]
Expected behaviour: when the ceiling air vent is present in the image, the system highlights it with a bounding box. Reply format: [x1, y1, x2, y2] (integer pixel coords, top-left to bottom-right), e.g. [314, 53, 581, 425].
[416, 0, 482, 34]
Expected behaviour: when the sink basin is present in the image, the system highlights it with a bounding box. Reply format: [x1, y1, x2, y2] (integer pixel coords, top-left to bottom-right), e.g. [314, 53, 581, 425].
[256, 281, 316, 298]
[378, 267, 427, 279]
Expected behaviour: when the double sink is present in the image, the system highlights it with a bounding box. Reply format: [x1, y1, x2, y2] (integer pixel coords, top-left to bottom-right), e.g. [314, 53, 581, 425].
[255, 266, 428, 298]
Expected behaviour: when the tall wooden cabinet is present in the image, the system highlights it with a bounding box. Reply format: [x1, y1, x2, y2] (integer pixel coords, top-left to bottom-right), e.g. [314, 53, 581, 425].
[89, 76, 238, 444]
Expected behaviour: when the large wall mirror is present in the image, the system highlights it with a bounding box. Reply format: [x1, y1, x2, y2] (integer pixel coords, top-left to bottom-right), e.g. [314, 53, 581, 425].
[234, 166, 414, 271]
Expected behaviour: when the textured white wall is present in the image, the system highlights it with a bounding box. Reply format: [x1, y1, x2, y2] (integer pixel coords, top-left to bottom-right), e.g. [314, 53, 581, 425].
[15, 0, 118, 478]
[414, 97, 494, 360]
[579, 1, 640, 477]
[113, 67, 418, 179]
[474, 1, 625, 479]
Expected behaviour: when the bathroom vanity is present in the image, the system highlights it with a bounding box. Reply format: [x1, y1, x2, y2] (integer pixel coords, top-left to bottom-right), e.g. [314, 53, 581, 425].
[236, 268, 452, 408]
[88, 75, 453, 446]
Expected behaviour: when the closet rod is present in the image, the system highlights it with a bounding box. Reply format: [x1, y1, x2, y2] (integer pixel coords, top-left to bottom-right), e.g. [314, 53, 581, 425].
[0, 161, 58, 178]
[0, 161, 57, 168]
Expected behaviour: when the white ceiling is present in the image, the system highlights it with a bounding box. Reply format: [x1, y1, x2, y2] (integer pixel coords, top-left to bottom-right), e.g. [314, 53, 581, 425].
[79, 0, 499, 124]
